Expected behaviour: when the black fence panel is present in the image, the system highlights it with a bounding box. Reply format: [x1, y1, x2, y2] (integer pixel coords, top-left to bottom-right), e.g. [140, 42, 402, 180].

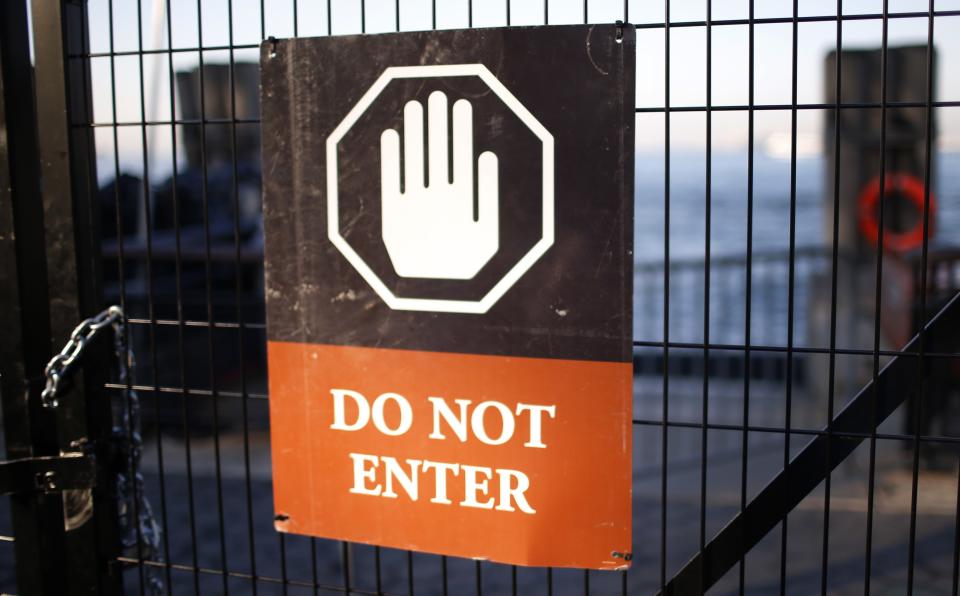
[1, 1, 959, 595]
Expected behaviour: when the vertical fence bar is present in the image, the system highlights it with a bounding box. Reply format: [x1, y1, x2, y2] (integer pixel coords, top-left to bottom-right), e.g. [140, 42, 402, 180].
[700, 1, 712, 593]
[622, 7, 631, 596]
[908, 0, 936, 593]
[0, 1, 48, 459]
[475, 560, 482, 596]
[293, 0, 299, 36]
[104, 0, 143, 591]
[865, 2, 891, 593]
[159, 0, 204, 590]
[197, 0, 231, 589]
[224, 0, 263, 593]
[661, 0, 671, 590]
[340, 542, 351, 594]
[740, 1, 756, 592]
[28, 0, 120, 594]
[823, 1, 845, 593]
[955, 454, 960, 595]
[955, 356, 960, 596]
[134, 0, 175, 592]
[0, 2, 69, 594]
[781, 1, 799, 594]
[32, 0, 101, 335]
[623, 15, 632, 596]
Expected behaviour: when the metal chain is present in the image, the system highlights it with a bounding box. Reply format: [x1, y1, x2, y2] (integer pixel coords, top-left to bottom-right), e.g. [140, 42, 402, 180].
[41, 306, 164, 594]
[41, 305, 124, 408]
[111, 311, 164, 595]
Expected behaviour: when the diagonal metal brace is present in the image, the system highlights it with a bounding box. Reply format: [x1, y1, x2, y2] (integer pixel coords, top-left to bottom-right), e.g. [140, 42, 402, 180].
[0, 453, 96, 496]
[660, 291, 960, 595]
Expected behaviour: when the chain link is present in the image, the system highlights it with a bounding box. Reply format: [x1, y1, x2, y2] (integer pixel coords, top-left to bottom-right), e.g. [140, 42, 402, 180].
[110, 309, 164, 595]
[40, 305, 124, 408]
[41, 306, 164, 594]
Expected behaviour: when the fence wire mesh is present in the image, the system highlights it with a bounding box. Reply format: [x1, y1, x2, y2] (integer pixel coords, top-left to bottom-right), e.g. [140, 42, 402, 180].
[2, 0, 959, 595]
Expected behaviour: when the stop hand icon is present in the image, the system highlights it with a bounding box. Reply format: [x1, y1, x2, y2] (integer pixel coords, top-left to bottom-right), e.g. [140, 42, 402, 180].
[381, 91, 499, 280]
[325, 64, 554, 314]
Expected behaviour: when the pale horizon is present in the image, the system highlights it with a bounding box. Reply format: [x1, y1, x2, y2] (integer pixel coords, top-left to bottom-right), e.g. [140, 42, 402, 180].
[82, 0, 960, 183]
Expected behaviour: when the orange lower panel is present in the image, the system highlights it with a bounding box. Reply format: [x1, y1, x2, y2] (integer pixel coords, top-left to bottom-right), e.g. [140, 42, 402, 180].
[267, 341, 632, 569]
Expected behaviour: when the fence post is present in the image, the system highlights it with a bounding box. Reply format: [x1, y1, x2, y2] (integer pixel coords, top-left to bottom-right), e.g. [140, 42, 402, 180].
[0, 1, 64, 593]
[33, 0, 124, 592]
[0, 0, 122, 594]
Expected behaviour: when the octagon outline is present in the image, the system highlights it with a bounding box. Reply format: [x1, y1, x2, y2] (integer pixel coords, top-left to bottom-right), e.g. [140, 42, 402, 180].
[325, 64, 554, 315]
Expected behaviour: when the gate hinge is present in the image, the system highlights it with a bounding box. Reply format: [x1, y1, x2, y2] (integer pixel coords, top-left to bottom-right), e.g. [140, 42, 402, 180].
[0, 453, 96, 495]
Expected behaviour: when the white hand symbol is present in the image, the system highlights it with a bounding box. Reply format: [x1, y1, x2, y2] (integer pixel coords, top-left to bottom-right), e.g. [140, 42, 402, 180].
[380, 90, 499, 279]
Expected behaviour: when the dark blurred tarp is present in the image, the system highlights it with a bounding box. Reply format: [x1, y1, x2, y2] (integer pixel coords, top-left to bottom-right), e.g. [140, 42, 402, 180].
[98, 63, 267, 433]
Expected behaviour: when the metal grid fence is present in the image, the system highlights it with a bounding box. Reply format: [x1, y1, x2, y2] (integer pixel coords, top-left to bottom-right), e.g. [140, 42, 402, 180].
[2, 0, 960, 595]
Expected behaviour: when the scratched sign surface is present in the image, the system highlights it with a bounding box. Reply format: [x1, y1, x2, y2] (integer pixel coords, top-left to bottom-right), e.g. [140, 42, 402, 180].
[261, 24, 635, 569]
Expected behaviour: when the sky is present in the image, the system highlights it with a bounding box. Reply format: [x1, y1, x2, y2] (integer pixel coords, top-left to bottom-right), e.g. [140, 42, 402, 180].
[80, 0, 960, 183]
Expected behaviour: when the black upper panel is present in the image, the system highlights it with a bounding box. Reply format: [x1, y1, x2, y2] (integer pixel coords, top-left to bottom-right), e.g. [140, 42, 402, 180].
[261, 25, 635, 362]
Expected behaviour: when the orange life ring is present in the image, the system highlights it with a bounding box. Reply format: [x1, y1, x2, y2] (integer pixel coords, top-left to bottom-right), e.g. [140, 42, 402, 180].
[857, 172, 935, 253]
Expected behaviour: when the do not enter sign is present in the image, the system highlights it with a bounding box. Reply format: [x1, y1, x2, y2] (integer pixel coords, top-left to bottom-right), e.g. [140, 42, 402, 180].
[261, 24, 635, 570]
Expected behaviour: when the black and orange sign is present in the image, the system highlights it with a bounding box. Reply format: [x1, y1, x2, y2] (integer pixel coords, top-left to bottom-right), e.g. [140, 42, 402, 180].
[260, 24, 635, 569]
